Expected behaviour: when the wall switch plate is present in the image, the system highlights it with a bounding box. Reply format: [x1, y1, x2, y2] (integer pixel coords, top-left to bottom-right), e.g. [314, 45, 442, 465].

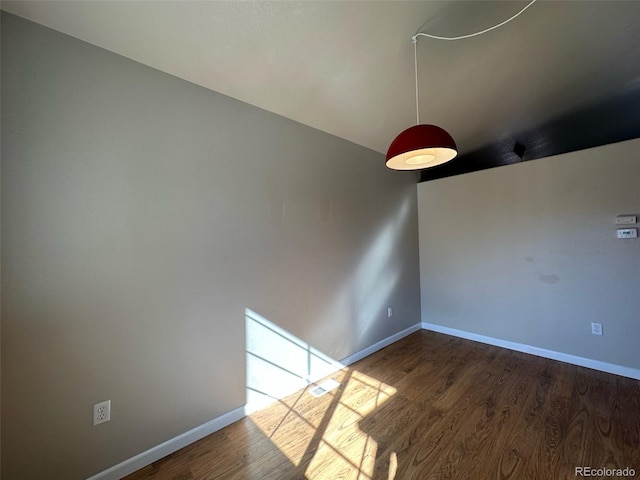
[93, 400, 111, 425]
[617, 228, 638, 239]
[387, 307, 393, 318]
[616, 215, 637, 225]
[591, 322, 603, 336]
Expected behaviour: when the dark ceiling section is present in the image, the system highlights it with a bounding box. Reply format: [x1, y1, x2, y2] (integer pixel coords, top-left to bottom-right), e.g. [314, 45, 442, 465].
[419, 87, 640, 182]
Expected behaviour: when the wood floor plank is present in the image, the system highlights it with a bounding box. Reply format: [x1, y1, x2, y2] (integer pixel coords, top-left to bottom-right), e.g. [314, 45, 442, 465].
[123, 331, 640, 480]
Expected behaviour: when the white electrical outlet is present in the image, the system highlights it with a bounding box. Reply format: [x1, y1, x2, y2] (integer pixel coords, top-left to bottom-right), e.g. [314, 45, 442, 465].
[93, 400, 111, 426]
[591, 322, 603, 336]
[387, 307, 393, 318]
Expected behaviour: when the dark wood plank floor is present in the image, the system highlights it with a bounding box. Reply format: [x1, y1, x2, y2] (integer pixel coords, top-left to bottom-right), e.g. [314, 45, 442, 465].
[124, 330, 640, 480]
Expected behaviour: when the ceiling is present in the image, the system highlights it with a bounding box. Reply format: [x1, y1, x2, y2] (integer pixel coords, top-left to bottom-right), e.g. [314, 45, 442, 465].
[4, 1, 640, 177]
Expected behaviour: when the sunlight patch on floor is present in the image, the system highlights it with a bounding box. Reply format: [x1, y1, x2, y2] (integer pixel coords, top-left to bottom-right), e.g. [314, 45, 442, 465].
[246, 308, 397, 476]
[250, 368, 396, 477]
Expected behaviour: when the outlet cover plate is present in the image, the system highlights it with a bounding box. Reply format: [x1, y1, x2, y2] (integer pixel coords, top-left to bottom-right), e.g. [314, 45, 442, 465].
[616, 215, 637, 225]
[617, 228, 638, 239]
[93, 400, 111, 426]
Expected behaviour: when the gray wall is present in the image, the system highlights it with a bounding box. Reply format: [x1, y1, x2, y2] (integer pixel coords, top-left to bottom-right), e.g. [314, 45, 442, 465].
[1, 13, 421, 479]
[418, 138, 640, 370]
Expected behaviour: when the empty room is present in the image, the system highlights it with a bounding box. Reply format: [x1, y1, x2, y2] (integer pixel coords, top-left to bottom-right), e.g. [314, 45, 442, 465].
[1, 1, 639, 479]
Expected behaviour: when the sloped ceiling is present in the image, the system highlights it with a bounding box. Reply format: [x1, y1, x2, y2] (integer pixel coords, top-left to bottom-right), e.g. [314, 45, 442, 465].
[4, 1, 640, 178]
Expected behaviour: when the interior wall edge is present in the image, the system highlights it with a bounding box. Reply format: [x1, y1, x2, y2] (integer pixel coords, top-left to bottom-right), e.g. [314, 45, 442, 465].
[86, 323, 423, 480]
[86, 406, 245, 480]
[422, 322, 640, 380]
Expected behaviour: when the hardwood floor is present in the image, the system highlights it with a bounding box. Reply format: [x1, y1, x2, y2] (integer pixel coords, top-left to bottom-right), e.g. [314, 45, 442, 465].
[123, 331, 640, 480]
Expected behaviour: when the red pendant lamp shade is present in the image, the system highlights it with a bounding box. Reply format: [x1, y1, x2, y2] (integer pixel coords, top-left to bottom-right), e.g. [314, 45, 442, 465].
[385, 1, 538, 170]
[386, 124, 457, 170]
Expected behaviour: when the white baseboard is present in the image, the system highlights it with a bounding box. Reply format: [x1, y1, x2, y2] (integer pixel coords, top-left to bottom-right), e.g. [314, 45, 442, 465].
[87, 321, 640, 479]
[422, 322, 640, 380]
[243, 322, 421, 415]
[340, 323, 422, 366]
[86, 406, 245, 480]
[87, 323, 422, 480]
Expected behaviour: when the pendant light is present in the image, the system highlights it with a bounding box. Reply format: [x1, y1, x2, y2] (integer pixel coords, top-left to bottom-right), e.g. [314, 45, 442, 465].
[385, 36, 457, 170]
[386, 0, 537, 170]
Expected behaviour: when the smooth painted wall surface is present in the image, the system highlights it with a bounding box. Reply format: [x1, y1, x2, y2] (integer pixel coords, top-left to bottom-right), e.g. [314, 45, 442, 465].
[418, 138, 640, 370]
[1, 13, 421, 479]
